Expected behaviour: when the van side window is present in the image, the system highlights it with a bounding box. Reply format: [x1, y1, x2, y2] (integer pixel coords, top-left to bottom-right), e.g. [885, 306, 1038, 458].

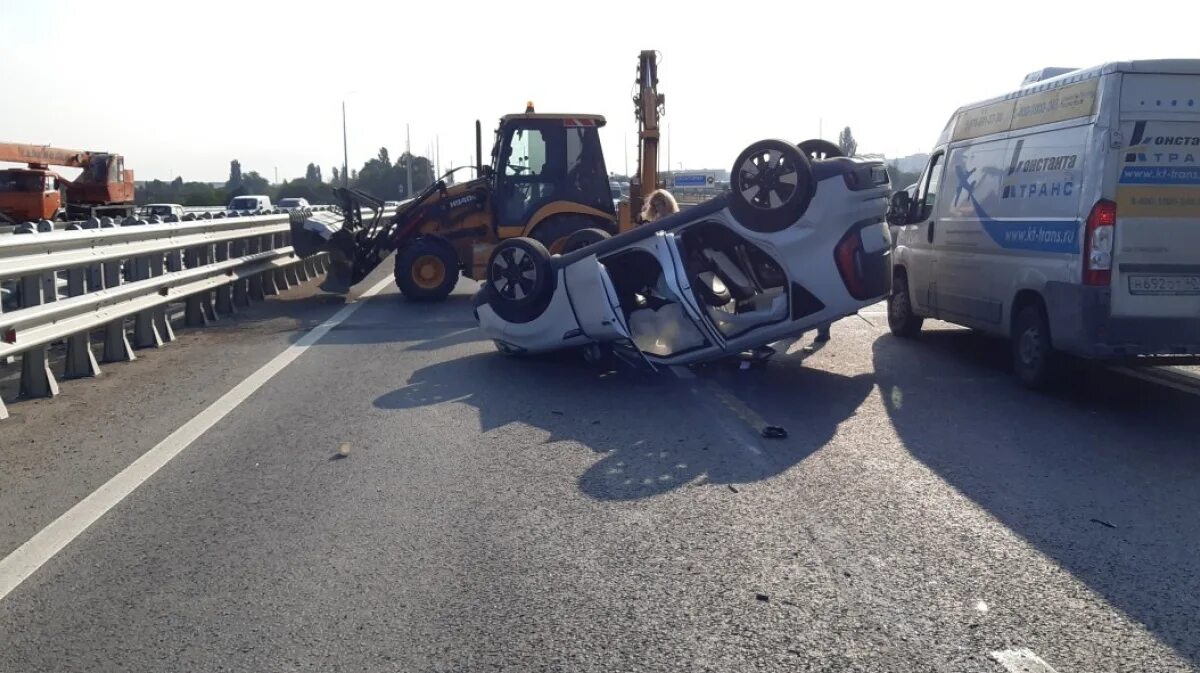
[916, 152, 945, 219]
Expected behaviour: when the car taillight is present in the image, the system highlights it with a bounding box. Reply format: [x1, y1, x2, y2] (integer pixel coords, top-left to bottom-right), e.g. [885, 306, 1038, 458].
[1083, 199, 1116, 286]
[835, 231, 866, 299]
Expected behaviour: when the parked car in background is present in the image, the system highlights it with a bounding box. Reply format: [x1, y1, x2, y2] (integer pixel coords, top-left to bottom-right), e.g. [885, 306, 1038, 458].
[141, 203, 184, 220]
[227, 195, 272, 212]
[277, 197, 310, 210]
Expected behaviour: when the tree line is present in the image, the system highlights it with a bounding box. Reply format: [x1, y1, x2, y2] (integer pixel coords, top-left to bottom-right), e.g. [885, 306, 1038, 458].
[135, 148, 440, 206]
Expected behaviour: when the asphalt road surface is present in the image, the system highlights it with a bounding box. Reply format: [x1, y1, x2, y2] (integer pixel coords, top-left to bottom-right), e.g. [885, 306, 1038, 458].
[1, 267, 1199, 673]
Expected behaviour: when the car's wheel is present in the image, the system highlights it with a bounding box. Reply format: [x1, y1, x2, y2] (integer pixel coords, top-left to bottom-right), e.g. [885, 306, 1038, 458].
[1012, 302, 1058, 390]
[797, 139, 844, 161]
[887, 271, 923, 338]
[485, 237, 555, 323]
[729, 139, 814, 232]
[532, 214, 610, 254]
[560, 227, 611, 254]
[394, 237, 459, 301]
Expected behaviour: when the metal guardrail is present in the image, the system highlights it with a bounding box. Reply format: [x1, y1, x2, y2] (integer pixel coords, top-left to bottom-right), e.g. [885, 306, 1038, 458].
[0, 205, 339, 236]
[0, 207, 387, 420]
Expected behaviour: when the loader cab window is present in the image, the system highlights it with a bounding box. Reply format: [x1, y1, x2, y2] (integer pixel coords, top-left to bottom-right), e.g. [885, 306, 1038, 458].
[494, 120, 614, 227]
[504, 128, 547, 177]
[496, 122, 560, 227]
[565, 125, 613, 213]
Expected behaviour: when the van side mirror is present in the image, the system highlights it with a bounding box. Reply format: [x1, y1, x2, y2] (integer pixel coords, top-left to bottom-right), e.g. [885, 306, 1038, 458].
[887, 190, 911, 226]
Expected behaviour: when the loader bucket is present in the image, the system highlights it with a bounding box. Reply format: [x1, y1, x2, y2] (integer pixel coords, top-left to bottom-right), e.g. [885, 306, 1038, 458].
[289, 209, 355, 294]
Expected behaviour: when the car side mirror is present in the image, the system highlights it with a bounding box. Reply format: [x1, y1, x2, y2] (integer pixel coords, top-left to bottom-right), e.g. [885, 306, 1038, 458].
[887, 190, 911, 226]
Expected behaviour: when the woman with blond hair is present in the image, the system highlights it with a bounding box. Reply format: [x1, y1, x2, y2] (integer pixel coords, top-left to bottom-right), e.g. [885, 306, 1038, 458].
[639, 188, 679, 223]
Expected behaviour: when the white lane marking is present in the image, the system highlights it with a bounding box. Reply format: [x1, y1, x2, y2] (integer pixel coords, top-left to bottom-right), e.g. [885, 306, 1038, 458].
[0, 276, 393, 603]
[991, 648, 1060, 673]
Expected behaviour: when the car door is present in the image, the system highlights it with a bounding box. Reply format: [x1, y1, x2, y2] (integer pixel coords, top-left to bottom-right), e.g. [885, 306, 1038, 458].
[562, 254, 632, 342]
[903, 150, 946, 316]
[655, 231, 728, 356]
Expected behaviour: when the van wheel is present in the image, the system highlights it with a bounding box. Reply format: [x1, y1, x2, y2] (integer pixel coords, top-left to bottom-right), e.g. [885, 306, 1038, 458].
[394, 238, 459, 301]
[887, 273, 923, 338]
[1012, 304, 1058, 390]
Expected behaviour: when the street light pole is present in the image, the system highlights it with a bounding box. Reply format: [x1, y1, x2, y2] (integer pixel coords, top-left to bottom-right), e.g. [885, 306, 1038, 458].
[405, 124, 413, 198]
[342, 101, 350, 187]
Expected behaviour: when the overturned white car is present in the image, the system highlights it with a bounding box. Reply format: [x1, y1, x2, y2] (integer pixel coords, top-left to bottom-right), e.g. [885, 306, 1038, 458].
[472, 139, 893, 367]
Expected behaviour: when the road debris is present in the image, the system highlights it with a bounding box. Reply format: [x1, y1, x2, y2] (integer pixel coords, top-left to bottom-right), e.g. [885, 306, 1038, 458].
[755, 593, 769, 602]
[761, 425, 788, 439]
[330, 442, 351, 460]
[727, 484, 739, 493]
[1089, 518, 1116, 529]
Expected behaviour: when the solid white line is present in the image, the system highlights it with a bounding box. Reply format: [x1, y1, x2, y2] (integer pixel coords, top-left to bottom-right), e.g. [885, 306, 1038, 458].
[0, 276, 393, 603]
[991, 648, 1060, 673]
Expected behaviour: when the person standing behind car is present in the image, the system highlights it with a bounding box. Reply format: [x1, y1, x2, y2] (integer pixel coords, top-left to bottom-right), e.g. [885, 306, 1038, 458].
[640, 189, 679, 223]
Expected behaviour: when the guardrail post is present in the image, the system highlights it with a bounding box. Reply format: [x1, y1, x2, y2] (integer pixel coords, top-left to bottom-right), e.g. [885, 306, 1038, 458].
[265, 234, 285, 293]
[214, 240, 236, 316]
[284, 257, 300, 286]
[200, 245, 219, 323]
[184, 247, 209, 327]
[44, 272, 59, 304]
[63, 267, 101, 379]
[132, 255, 164, 348]
[101, 259, 135, 363]
[247, 237, 266, 301]
[258, 233, 276, 293]
[151, 253, 175, 343]
[296, 251, 312, 283]
[231, 239, 251, 307]
[18, 274, 60, 399]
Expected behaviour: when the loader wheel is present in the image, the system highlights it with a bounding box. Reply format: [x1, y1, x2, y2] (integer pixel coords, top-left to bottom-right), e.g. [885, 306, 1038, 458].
[485, 237, 555, 323]
[395, 238, 459, 301]
[560, 227, 612, 254]
[729, 139, 814, 233]
[532, 214, 608, 254]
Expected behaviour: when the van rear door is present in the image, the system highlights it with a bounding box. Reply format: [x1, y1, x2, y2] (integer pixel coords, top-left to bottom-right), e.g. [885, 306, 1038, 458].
[1111, 72, 1200, 318]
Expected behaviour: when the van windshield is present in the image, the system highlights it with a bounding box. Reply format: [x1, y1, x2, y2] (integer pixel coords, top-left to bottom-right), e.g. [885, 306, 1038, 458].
[229, 198, 258, 210]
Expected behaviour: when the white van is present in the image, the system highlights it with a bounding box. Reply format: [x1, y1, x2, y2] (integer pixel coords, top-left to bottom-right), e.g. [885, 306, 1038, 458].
[227, 195, 272, 212]
[887, 60, 1200, 388]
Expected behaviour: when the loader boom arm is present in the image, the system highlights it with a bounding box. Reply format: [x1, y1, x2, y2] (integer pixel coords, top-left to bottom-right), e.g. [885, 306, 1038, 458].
[632, 50, 665, 217]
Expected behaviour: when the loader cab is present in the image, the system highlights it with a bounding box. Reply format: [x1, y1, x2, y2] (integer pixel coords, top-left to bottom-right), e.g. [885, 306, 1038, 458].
[490, 113, 614, 231]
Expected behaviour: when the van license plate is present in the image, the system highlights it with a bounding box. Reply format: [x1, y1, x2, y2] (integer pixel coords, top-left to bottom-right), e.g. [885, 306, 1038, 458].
[1128, 275, 1200, 295]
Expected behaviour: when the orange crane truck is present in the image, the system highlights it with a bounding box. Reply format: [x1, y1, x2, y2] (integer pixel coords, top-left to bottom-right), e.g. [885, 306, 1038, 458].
[0, 143, 135, 223]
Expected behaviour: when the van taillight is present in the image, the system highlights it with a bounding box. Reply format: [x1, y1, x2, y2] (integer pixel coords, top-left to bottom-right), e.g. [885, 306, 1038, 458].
[1083, 199, 1116, 286]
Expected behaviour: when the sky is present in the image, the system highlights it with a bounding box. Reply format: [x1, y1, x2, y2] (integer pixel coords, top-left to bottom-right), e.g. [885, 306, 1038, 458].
[1, 0, 1197, 183]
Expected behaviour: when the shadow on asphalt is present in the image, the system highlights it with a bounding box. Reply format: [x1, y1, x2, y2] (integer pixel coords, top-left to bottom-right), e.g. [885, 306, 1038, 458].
[873, 329, 1200, 665]
[373, 350, 870, 501]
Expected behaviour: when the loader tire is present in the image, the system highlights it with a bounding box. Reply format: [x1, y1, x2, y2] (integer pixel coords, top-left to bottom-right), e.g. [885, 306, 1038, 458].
[394, 237, 459, 301]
